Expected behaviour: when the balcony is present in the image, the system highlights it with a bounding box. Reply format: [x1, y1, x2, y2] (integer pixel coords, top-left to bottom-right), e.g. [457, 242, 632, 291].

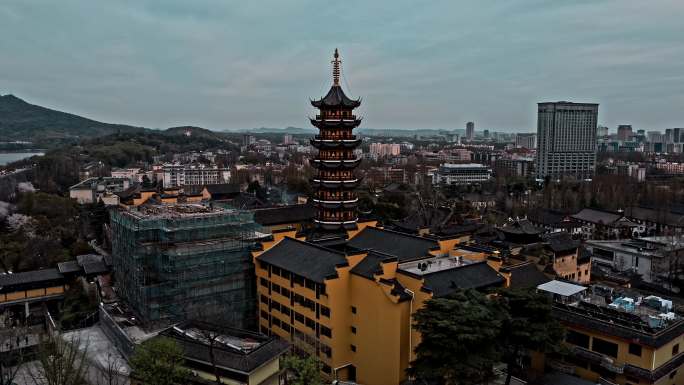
[310, 117, 362, 129]
[313, 218, 358, 231]
[310, 137, 361, 149]
[312, 198, 359, 210]
[311, 158, 361, 170]
[310, 178, 360, 190]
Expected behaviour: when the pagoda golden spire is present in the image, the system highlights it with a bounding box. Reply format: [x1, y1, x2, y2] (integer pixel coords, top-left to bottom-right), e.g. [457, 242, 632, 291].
[332, 48, 341, 86]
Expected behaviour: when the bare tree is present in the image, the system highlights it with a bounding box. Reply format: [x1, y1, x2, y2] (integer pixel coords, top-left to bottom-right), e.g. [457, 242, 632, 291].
[95, 352, 128, 385]
[0, 324, 32, 385]
[28, 334, 90, 385]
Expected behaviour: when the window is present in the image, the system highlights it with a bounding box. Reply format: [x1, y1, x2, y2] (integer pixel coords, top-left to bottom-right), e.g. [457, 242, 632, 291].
[272, 317, 281, 327]
[321, 326, 332, 338]
[351, 326, 357, 334]
[281, 288, 291, 298]
[260, 310, 269, 320]
[673, 344, 680, 356]
[281, 306, 291, 317]
[260, 295, 269, 305]
[350, 344, 356, 352]
[259, 277, 269, 288]
[629, 343, 642, 357]
[305, 280, 316, 290]
[321, 306, 331, 318]
[272, 283, 280, 294]
[592, 337, 618, 358]
[281, 323, 291, 333]
[261, 325, 269, 335]
[322, 364, 332, 374]
[294, 312, 304, 323]
[305, 317, 315, 330]
[351, 306, 357, 314]
[566, 330, 590, 349]
[294, 275, 304, 286]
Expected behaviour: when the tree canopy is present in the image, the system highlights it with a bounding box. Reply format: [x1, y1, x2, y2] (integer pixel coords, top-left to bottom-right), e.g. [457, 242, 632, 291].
[130, 337, 189, 385]
[409, 288, 564, 385]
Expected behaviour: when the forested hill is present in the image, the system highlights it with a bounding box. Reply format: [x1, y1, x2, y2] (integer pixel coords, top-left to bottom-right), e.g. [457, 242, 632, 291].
[0, 94, 147, 144]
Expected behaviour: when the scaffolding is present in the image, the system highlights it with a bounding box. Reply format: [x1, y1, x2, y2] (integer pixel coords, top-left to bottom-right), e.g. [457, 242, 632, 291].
[110, 203, 269, 328]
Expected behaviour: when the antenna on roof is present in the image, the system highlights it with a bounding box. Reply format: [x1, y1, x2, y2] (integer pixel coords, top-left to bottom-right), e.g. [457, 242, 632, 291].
[332, 48, 341, 86]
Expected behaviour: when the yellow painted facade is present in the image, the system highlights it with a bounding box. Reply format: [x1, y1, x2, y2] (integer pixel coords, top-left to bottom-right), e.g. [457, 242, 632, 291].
[548, 318, 684, 384]
[0, 285, 67, 303]
[253, 225, 504, 385]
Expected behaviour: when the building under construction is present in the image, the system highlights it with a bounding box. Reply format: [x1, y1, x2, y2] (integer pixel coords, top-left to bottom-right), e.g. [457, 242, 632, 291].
[110, 203, 269, 328]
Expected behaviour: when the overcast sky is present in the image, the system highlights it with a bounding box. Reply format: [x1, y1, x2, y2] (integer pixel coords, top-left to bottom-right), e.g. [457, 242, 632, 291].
[1, 1, 683, 132]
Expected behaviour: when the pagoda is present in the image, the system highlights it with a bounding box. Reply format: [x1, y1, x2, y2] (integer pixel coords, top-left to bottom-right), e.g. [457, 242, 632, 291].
[310, 49, 362, 230]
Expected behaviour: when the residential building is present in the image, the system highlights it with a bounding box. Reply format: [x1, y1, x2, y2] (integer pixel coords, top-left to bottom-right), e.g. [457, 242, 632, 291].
[586, 236, 684, 289]
[536, 101, 599, 180]
[494, 157, 535, 177]
[466, 121, 475, 141]
[69, 177, 130, 205]
[162, 163, 230, 187]
[515, 133, 537, 149]
[283, 134, 295, 145]
[253, 225, 504, 385]
[542, 232, 591, 284]
[432, 163, 492, 185]
[537, 280, 684, 385]
[309, 49, 362, 231]
[111, 168, 143, 182]
[369, 143, 401, 159]
[110, 203, 268, 325]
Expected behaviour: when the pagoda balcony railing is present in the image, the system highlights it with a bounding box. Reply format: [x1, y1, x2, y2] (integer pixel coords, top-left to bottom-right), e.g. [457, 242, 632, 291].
[315, 115, 357, 121]
[313, 198, 359, 209]
[311, 158, 362, 169]
[314, 217, 357, 224]
[313, 135, 357, 140]
[314, 154, 358, 161]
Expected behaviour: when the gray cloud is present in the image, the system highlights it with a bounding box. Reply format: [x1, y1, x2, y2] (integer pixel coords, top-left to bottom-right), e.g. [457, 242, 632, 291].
[0, 0, 682, 132]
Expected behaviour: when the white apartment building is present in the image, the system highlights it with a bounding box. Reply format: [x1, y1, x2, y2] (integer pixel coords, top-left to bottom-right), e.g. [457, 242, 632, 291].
[162, 163, 231, 187]
[432, 163, 492, 185]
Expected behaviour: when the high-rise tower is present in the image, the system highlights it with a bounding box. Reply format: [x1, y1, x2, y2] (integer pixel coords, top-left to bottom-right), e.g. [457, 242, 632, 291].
[310, 49, 362, 230]
[536, 101, 599, 180]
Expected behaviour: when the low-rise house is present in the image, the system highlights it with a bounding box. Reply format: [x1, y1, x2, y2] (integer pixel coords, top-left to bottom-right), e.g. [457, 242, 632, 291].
[586, 236, 684, 291]
[69, 177, 130, 205]
[572, 208, 641, 239]
[624, 206, 684, 236]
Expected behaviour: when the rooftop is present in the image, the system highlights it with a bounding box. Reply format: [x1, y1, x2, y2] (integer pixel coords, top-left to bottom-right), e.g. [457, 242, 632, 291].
[440, 163, 490, 168]
[347, 227, 438, 262]
[418, 261, 505, 297]
[119, 203, 240, 220]
[398, 254, 475, 275]
[540, 281, 683, 343]
[258, 237, 347, 283]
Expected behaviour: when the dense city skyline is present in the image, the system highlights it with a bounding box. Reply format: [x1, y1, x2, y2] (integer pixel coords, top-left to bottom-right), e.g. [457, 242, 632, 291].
[1, 1, 683, 132]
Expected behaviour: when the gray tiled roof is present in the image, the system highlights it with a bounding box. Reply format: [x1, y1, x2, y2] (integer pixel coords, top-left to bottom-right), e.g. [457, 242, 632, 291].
[257, 237, 347, 283]
[418, 262, 504, 297]
[347, 227, 438, 262]
[0, 268, 63, 288]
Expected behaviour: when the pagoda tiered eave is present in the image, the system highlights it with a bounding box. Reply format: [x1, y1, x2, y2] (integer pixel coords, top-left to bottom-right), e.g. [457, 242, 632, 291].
[310, 138, 362, 149]
[311, 158, 362, 170]
[310, 118, 362, 129]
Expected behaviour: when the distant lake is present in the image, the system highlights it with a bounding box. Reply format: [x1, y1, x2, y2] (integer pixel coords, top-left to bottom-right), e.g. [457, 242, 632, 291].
[0, 151, 44, 165]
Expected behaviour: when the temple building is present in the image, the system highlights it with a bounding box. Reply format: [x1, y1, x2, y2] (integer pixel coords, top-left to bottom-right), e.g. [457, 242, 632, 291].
[310, 49, 362, 231]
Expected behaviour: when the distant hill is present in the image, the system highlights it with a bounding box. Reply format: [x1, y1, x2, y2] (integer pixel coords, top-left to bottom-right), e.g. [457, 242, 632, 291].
[0, 94, 147, 144]
[164, 125, 225, 140]
[242, 126, 316, 134]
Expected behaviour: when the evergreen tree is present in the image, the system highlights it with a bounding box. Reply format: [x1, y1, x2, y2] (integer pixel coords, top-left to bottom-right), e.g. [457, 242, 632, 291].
[409, 289, 504, 385]
[130, 337, 189, 385]
[495, 289, 565, 385]
[282, 354, 323, 385]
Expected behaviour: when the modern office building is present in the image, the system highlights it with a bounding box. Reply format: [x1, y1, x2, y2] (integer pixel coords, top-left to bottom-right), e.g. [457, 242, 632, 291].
[110, 203, 268, 326]
[432, 163, 492, 185]
[309, 49, 362, 231]
[535, 101, 599, 180]
[617, 125, 633, 141]
[466, 121, 475, 141]
[516, 133, 537, 149]
[253, 225, 504, 385]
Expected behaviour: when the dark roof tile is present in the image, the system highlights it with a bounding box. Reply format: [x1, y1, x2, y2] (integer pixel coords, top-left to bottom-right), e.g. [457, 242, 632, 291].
[257, 237, 347, 283]
[347, 227, 438, 261]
